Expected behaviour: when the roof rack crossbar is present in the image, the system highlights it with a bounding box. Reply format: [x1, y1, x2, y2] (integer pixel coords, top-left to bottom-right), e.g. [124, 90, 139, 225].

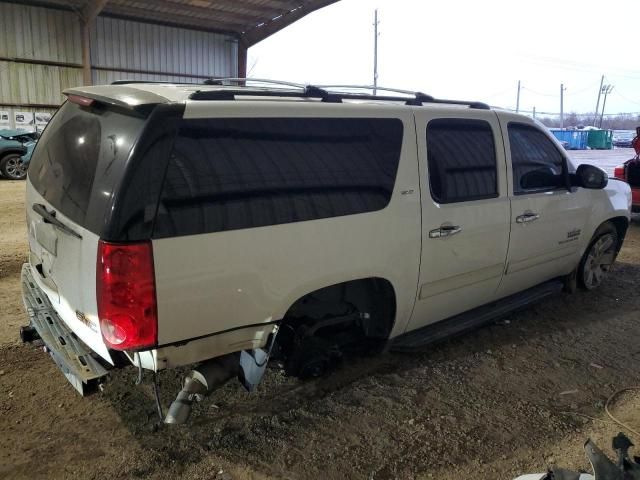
[205, 77, 306, 89]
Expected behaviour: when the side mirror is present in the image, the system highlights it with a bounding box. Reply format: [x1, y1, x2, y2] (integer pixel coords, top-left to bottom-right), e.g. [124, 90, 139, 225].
[575, 164, 608, 189]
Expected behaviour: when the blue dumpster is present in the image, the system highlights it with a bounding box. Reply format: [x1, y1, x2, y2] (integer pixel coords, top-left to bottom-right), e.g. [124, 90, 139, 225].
[550, 130, 589, 150]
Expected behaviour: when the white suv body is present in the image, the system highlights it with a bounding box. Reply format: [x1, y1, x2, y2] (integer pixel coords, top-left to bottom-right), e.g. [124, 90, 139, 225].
[21, 82, 631, 410]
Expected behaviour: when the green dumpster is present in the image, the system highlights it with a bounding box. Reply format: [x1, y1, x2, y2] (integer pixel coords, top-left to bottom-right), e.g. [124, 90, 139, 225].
[587, 129, 613, 150]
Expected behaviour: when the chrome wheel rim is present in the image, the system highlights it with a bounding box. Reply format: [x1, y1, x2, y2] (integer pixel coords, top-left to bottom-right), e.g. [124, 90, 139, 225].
[583, 234, 616, 289]
[5, 156, 27, 179]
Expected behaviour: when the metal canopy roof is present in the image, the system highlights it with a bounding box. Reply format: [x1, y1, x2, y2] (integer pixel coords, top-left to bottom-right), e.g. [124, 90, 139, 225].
[33, 0, 340, 46]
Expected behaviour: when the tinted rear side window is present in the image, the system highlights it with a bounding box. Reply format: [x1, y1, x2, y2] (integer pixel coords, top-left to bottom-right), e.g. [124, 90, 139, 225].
[153, 117, 403, 237]
[29, 102, 145, 229]
[426, 118, 498, 203]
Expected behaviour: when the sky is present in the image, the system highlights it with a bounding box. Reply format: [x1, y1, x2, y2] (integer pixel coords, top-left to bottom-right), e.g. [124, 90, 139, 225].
[249, 0, 640, 116]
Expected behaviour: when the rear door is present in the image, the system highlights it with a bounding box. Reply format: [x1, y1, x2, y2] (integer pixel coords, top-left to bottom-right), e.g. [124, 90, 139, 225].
[497, 117, 590, 298]
[407, 110, 510, 331]
[26, 101, 146, 362]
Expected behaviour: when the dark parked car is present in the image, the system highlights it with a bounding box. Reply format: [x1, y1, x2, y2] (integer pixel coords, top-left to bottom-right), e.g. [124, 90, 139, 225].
[613, 130, 635, 148]
[0, 129, 39, 180]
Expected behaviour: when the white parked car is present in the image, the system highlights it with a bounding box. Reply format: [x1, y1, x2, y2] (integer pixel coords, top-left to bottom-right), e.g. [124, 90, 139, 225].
[21, 80, 632, 424]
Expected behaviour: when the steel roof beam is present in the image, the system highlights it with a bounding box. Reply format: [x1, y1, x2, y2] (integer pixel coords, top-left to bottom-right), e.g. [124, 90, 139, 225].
[241, 0, 340, 46]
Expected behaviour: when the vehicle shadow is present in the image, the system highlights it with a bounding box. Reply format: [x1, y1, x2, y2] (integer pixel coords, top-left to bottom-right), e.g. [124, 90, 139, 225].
[103, 259, 640, 476]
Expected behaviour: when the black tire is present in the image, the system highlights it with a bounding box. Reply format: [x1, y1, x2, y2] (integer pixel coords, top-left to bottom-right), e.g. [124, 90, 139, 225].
[284, 336, 341, 379]
[577, 222, 618, 291]
[0, 153, 28, 180]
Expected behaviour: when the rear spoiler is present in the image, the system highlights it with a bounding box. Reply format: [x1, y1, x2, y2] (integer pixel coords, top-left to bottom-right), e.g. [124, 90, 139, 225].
[63, 85, 169, 113]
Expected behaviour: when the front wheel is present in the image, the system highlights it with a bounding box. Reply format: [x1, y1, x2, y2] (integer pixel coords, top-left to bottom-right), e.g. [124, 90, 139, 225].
[578, 223, 618, 290]
[0, 153, 28, 180]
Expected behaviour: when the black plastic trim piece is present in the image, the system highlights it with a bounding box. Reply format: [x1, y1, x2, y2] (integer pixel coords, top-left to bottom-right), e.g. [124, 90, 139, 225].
[101, 102, 187, 241]
[0, 147, 27, 158]
[391, 279, 564, 351]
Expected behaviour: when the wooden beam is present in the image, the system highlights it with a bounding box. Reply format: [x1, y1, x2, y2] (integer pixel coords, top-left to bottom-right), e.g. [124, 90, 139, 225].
[81, 0, 109, 22]
[241, 0, 340, 46]
[237, 39, 248, 78]
[78, 2, 109, 86]
[80, 19, 92, 85]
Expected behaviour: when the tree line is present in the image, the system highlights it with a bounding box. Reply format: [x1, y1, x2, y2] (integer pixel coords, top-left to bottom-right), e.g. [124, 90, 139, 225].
[537, 113, 640, 130]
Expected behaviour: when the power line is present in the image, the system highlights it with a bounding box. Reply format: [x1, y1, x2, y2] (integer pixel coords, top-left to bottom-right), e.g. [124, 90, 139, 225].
[497, 107, 640, 116]
[520, 79, 602, 98]
[613, 89, 640, 107]
[522, 86, 556, 97]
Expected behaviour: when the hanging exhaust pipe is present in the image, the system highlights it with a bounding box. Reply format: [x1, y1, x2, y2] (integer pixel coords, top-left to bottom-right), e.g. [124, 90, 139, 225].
[164, 353, 239, 424]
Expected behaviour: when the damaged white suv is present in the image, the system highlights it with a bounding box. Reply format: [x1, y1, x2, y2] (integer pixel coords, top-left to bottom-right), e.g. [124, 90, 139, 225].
[21, 80, 631, 424]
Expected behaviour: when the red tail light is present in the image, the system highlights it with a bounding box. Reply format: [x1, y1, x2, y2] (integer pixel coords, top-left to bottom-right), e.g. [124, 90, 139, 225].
[614, 165, 626, 180]
[97, 241, 157, 350]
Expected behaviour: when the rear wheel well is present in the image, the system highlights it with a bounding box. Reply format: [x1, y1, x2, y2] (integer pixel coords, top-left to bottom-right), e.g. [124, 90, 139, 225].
[274, 278, 396, 378]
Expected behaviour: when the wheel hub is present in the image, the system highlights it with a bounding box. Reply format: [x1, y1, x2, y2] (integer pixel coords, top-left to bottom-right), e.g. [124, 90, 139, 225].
[5, 156, 27, 179]
[583, 234, 615, 289]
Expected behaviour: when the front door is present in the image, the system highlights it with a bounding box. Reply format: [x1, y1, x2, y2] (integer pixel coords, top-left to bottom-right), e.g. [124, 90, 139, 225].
[407, 111, 511, 332]
[497, 117, 590, 298]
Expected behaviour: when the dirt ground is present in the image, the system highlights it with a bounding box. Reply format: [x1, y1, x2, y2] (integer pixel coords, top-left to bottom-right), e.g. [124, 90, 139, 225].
[2, 179, 640, 480]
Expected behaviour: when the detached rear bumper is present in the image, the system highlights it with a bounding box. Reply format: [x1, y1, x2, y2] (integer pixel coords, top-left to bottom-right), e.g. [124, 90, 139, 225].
[21, 263, 109, 395]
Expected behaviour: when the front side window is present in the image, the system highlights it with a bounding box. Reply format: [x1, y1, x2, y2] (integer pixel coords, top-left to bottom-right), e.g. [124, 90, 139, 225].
[153, 117, 404, 237]
[508, 123, 566, 194]
[426, 118, 498, 204]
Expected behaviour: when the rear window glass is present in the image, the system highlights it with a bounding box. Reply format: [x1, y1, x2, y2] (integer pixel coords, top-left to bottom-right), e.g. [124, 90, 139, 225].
[426, 118, 498, 203]
[153, 117, 404, 237]
[28, 102, 145, 229]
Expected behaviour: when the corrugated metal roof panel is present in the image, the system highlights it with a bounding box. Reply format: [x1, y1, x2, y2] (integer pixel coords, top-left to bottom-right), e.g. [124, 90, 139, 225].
[23, 0, 338, 41]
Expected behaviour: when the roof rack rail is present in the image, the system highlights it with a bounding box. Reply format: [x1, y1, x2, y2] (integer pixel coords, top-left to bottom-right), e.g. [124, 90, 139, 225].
[189, 85, 342, 102]
[189, 86, 490, 109]
[110, 79, 198, 85]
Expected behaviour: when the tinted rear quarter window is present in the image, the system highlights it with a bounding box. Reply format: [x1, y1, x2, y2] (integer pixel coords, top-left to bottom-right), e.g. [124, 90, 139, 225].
[153, 117, 404, 237]
[426, 118, 498, 203]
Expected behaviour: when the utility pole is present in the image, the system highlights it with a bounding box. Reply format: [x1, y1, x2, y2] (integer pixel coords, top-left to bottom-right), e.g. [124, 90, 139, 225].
[560, 83, 565, 130]
[532, 106, 536, 120]
[373, 9, 379, 95]
[599, 84, 614, 128]
[516, 80, 521, 113]
[593, 74, 604, 126]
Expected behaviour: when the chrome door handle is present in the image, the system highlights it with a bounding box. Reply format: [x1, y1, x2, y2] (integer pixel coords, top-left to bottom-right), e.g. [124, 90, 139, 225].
[429, 225, 462, 238]
[516, 212, 540, 223]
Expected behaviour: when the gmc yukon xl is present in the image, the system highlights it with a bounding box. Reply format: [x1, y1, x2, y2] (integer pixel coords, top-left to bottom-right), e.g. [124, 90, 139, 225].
[20, 80, 632, 424]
